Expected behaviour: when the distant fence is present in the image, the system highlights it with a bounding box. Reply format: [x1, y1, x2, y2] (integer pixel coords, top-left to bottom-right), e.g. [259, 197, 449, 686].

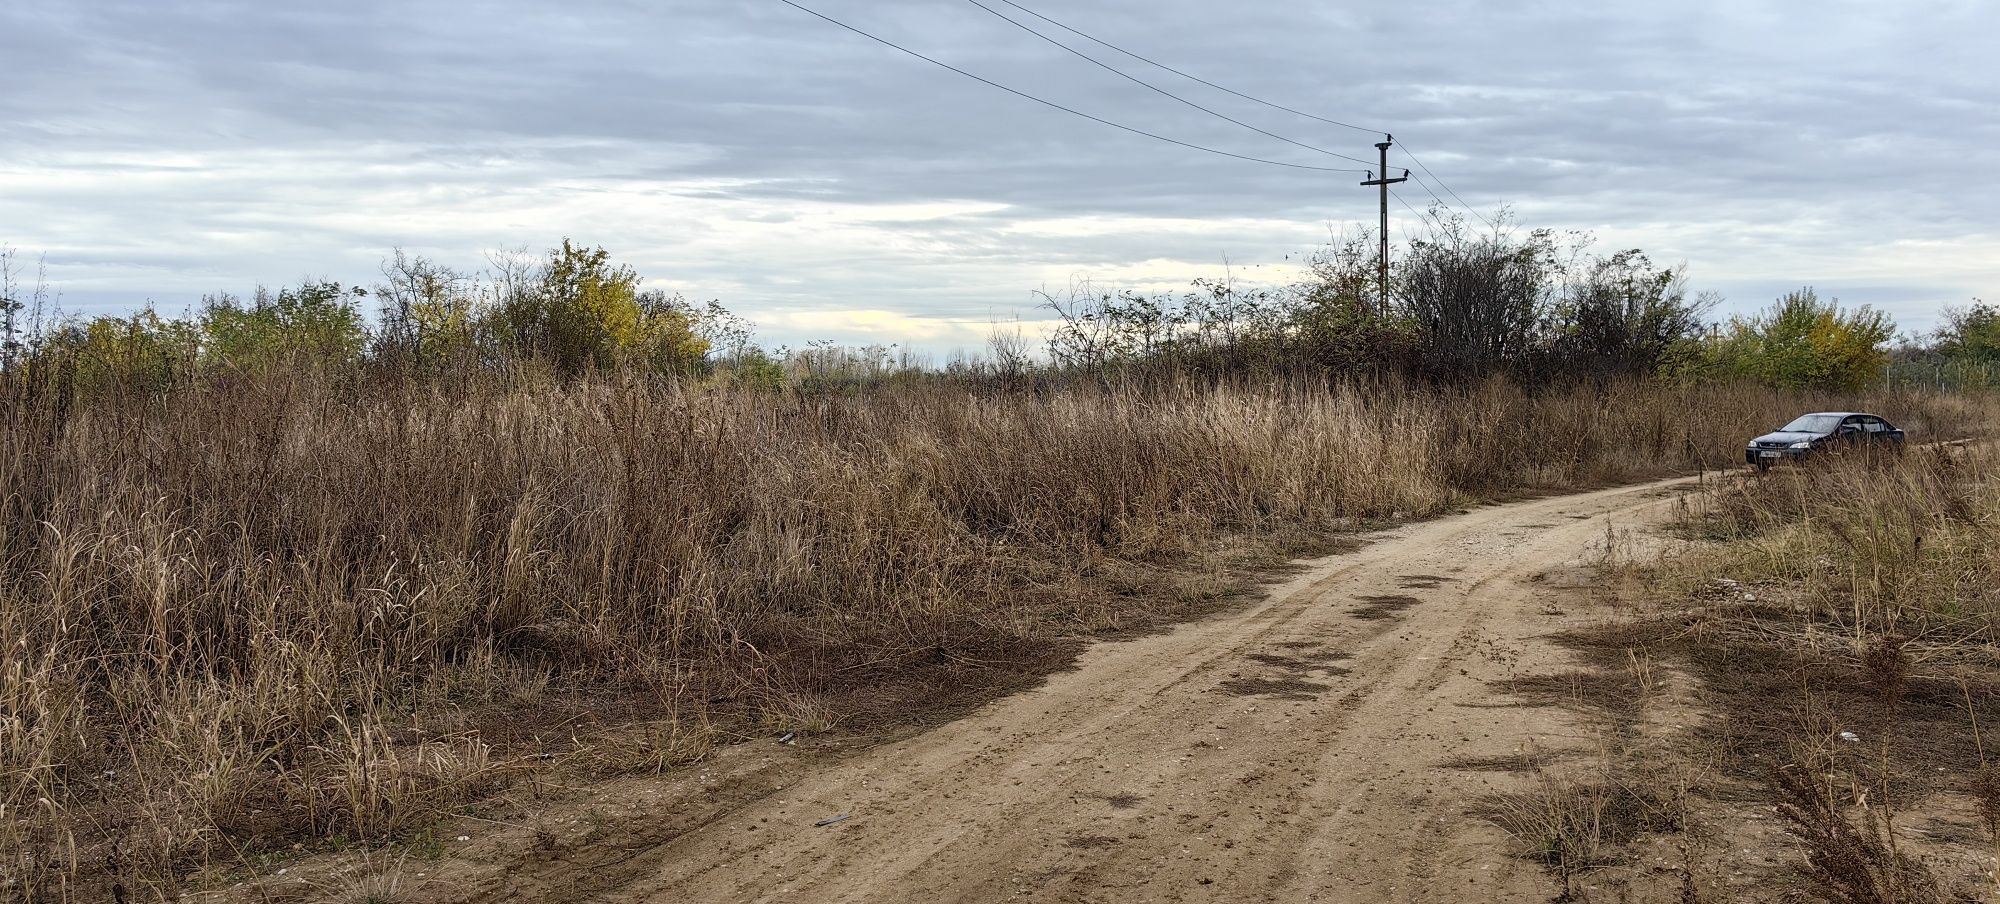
[1888, 359, 2000, 391]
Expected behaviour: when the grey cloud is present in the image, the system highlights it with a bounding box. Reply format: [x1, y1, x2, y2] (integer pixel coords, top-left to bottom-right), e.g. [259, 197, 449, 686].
[3, 0, 1996, 348]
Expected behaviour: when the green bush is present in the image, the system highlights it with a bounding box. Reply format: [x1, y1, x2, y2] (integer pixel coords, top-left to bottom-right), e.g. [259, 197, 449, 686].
[1705, 288, 1894, 391]
[199, 281, 368, 369]
[489, 240, 708, 375]
[38, 309, 198, 393]
[1935, 300, 2000, 364]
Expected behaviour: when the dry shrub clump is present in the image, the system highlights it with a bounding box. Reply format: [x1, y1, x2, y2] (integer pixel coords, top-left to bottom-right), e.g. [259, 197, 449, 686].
[1484, 764, 1684, 899]
[0, 371, 1983, 897]
[1772, 755, 1947, 904]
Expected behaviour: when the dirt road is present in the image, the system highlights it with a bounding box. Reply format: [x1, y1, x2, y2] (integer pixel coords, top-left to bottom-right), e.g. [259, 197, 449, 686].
[465, 475, 1692, 904]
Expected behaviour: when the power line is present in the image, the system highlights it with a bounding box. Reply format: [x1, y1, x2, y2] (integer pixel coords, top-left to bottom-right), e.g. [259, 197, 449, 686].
[958, 0, 1379, 169]
[987, 0, 1383, 137]
[1390, 199, 1428, 250]
[777, 0, 1369, 174]
[1400, 168, 1462, 224]
[981, 0, 1497, 224]
[1400, 146, 1493, 229]
[1390, 187, 1443, 233]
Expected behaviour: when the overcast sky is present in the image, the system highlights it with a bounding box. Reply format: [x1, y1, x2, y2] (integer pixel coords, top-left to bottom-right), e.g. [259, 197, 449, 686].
[4, 0, 1996, 351]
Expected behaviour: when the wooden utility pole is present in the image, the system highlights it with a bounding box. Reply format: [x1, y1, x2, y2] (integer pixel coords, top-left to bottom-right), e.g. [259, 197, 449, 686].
[1358, 135, 1407, 317]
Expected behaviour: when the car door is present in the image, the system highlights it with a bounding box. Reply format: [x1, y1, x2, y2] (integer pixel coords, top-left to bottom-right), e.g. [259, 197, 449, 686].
[1838, 415, 1866, 444]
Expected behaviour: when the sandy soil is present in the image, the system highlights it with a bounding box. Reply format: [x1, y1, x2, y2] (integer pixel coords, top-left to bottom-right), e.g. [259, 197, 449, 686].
[212, 475, 1709, 904]
[544, 478, 1695, 903]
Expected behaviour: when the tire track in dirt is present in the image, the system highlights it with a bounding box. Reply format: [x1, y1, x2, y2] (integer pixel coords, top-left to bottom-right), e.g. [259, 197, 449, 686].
[501, 476, 1703, 904]
[347, 475, 1705, 904]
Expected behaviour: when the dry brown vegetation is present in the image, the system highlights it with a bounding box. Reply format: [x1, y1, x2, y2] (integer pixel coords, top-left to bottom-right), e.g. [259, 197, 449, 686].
[1673, 444, 2000, 901]
[1501, 429, 2000, 901]
[0, 370, 1991, 900]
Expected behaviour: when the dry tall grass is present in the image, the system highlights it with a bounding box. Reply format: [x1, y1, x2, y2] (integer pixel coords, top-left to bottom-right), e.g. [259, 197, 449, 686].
[1662, 440, 1999, 648]
[0, 372, 1986, 898]
[1620, 434, 2000, 900]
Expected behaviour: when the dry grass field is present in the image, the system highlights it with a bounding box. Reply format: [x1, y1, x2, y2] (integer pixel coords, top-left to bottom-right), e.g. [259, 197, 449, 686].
[1, 371, 1994, 899]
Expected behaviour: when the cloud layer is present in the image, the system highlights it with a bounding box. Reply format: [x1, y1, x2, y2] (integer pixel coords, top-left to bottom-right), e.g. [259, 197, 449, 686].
[5, 0, 1996, 350]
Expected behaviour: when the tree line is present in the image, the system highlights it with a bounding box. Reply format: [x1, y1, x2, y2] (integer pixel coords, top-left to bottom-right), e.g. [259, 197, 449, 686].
[0, 241, 779, 396]
[1042, 213, 1987, 392]
[3, 218, 1995, 396]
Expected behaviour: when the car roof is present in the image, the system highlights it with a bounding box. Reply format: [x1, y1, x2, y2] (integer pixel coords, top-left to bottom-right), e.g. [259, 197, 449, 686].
[1799, 411, 1870, 418]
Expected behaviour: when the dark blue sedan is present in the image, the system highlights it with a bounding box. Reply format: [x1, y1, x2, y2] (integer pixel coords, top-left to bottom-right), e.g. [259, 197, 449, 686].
[1745, 412, 1905, 470]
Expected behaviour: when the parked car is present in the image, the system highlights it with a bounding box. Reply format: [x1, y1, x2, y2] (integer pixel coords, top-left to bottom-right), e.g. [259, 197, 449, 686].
[1745, 412, 1905, 469]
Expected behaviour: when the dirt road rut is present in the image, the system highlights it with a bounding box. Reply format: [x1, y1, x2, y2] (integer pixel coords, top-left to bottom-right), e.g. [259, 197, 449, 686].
[279, 476, 1706, 904]
[502, 476, 1695, 904]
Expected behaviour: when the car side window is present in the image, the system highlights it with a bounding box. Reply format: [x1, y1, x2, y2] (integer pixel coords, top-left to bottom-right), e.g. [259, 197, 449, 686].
[1840, 417, 1863, 433]
[1863, 417, 1888, 433]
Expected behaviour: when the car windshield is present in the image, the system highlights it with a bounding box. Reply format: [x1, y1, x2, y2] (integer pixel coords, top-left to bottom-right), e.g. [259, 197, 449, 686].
[1779, 414, 1844, 434]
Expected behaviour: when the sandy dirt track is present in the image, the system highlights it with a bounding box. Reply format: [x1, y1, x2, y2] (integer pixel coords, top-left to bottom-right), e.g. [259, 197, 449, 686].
[437, 475, 1691, 904]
